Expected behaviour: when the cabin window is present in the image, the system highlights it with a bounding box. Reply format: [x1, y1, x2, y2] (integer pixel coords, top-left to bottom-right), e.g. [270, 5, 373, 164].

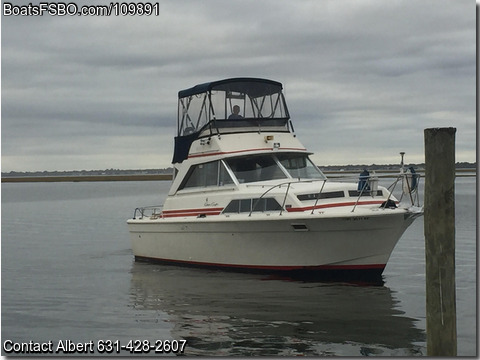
[348, 190, 383, 197]
[223, 198, 282, 213]
[225, 155, 287, 183]
[297, 191, 345, 201]
[277, 154, 326, 180]
[179, 160, 234, 190]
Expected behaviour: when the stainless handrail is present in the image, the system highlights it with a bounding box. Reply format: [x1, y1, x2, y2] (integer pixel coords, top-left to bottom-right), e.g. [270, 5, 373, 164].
[311, 180, 327, 215]
[133, 205, 163, 219]
[134, 172, 421, 220]
[248, 179, 327, 217]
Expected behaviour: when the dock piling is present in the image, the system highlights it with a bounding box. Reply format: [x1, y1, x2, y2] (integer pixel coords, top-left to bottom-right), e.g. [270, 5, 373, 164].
[424, 127, 457, 356]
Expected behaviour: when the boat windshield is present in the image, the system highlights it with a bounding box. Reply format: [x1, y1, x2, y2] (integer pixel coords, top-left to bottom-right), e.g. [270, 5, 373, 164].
[226, 155, 287, 184]
[225, 153, 326, 183]
[277, 153, 326, 180]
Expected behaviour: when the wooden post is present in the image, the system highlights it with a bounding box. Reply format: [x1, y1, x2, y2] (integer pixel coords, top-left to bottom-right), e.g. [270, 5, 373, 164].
[424, 127, 457, 356]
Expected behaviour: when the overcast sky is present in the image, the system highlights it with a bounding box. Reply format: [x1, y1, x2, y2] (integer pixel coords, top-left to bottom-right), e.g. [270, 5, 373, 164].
[1, 0, 475, 172]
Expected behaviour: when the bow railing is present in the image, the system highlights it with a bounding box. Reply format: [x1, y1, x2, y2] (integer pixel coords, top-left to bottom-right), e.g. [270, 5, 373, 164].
[132, 205, 163, 219]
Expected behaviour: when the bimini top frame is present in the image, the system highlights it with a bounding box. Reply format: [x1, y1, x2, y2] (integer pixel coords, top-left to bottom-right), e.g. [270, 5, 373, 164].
[173, 78, 291, 163]
[177, 78, 290, 136]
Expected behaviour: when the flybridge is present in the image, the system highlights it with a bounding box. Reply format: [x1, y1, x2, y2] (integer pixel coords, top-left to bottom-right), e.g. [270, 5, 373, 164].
[173, 78, 292, 163]
[177, 78, 290, 136]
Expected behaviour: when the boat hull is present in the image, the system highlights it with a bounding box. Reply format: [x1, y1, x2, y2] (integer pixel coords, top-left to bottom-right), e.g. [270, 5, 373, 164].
[127, 209, 417, 280]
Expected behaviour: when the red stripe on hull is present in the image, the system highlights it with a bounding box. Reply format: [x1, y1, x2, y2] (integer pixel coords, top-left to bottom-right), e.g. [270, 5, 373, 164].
[188, 147, 306, 159]
[286, 200, 385, 212]
[158, 201, 388, 218]
[162, 211, 222, 218]
[161, 207, 224, 218]
[162, 207, 224, 214]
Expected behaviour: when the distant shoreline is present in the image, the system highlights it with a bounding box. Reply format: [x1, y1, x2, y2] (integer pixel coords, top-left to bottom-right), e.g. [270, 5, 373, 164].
[1, 174, 173, 183]
[1, 169, 475, 183]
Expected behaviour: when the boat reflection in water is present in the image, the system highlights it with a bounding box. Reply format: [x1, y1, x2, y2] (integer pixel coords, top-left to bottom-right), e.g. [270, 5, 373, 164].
[129, 262, 425, 356]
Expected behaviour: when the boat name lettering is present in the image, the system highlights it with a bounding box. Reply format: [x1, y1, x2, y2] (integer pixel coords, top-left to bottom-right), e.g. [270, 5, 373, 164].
[345, 216, 370, 221]
[204, 201, 219, 207]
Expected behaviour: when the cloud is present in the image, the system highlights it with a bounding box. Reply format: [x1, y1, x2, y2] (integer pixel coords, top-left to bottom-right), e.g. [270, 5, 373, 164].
[1, 0, 475, 171]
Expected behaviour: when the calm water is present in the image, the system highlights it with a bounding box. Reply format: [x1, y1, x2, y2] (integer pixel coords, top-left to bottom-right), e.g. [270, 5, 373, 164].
[1, 177, 476, 356]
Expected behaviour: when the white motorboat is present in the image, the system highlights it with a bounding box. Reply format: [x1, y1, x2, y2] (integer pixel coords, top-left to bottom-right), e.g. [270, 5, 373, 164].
[127, 78, 423, 280]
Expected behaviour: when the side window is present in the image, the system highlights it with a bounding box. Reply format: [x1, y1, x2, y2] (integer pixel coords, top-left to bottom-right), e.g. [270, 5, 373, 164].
[223, 198, 282, 213]
[179, 160, 234, 190]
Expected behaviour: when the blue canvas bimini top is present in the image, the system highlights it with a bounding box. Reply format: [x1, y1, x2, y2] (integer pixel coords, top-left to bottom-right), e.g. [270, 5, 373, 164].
[178, 78, 283, 98]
